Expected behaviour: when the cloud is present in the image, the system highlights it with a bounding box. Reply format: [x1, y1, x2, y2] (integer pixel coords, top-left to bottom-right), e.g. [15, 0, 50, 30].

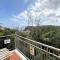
[43, 0, 60, 9]
[11, 10, 28, 22]
[11, 0, 60, 26]
[42, 0, 60, 17]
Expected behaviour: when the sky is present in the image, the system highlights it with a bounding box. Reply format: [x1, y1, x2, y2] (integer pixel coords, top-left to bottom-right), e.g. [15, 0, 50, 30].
[0, 0, 33, 28]
[0, 0, 60, 28]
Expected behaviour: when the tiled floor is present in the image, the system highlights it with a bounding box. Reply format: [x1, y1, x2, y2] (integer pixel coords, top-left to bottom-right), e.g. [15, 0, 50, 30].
[0, 48, 10, 60]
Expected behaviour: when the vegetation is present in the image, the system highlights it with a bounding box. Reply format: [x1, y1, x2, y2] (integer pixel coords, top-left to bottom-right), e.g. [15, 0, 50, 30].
[24, 26, 60, 48]
[0, 27, 16, 36]
[0, 25, 60, 49]
[0, 26, 16, 50]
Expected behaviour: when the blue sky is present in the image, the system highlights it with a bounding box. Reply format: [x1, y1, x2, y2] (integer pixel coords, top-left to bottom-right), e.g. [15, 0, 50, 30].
[0, 0, 33, 28]
[0, 0, 60, 28]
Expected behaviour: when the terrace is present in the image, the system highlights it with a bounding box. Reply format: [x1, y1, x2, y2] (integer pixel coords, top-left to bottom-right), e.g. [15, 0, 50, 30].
[0, 34, 60, 60]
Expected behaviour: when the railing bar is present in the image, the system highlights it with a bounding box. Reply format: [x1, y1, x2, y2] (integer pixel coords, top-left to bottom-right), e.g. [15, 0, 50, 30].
[16, 37, 60, 59]
[16, 35, 60, 52]
[0, 34, 14, 38]
[46, 47, 48, 60]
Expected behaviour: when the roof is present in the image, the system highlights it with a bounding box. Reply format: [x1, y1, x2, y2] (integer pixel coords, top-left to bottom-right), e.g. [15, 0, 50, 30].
[0, 48, 10, 60]
[0, 48, 27, 60]
[8, 52, 21, 60]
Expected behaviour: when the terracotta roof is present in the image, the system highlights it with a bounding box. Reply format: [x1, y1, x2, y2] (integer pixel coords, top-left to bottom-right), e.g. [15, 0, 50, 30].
[7, 52, 21, 60]
[0, 48, 26, 60]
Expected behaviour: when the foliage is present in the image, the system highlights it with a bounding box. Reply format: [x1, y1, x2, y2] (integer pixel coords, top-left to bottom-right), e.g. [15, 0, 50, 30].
[0, 27, 16, 50]
[24, 26, 60, 48]
[0, 27, 16, 36]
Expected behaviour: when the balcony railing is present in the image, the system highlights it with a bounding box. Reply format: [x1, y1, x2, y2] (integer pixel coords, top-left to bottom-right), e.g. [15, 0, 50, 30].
[0, 34, 60, 60]
[15, 34, 60, 60]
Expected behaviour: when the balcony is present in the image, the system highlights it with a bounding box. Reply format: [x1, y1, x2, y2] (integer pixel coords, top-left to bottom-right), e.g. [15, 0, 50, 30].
[0, 34, 60, 60]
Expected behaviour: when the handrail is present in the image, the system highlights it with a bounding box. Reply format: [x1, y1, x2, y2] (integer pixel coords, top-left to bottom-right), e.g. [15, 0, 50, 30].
[16, 37, 60, 58]
[16, 34, 60, 52]
[0, 34, 14, 38]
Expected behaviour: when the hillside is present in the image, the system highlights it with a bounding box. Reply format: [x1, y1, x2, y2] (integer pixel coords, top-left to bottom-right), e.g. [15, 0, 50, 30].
[24, 25, 60, 48]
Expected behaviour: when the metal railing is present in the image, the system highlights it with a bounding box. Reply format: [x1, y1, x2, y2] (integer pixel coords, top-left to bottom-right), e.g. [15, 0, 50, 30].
[15, 34, 60, 60]
[0, 34, 60, 60]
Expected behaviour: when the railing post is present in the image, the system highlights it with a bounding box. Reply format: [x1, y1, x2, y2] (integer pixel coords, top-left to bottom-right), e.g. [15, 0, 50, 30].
[15, 33, 16, 49]
[46, 47, 48, 60]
